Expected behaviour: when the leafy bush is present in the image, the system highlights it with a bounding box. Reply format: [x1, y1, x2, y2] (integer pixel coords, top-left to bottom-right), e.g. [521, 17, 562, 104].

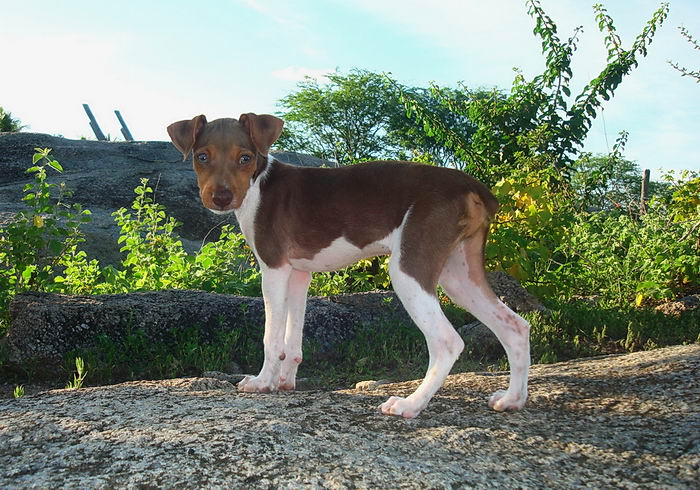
[0, 148, 91, 312]
[0, 107, 25, 132]
[53, 179, 262, 296]
[663, 170, 700, 221]
[309, 257, 391, 296]
[393, 1, 669, 184]
[112, 178, 192, 291]
[547, 170, 699, 305]
[277, 70, 476, 167]
[487, 166, 570, 289]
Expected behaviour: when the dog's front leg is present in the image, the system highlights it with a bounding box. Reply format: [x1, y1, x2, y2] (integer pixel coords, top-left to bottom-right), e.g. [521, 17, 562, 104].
[238, 265, 292, 393]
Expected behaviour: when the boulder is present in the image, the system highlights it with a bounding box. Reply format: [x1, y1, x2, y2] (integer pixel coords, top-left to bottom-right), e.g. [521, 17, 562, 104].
[5, 271, 543, 367]
[458, 320, 503, 357]
[0, 344, 697, 487]
[655, 295, 700, 316]
[4, 290, 411, 366]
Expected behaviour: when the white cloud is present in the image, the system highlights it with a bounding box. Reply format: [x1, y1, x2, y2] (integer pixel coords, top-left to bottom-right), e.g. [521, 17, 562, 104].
[271, 66, 334, 83]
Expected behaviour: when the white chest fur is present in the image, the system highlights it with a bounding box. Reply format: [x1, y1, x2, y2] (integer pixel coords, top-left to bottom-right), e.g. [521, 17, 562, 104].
[233, 155, 272, 258]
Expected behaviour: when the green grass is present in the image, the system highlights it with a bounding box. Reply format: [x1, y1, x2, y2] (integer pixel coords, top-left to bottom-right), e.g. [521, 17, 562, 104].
[525, 300, 700, 364]
[299, 320, 485, 390]
[63, 322, 265, 385]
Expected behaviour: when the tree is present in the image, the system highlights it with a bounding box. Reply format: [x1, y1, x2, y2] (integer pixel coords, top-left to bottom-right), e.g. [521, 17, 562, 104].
[571, 155, 670, 212]
[276, 70, 397, 166]
[668, 27, 700, 83]
[276, 70, 477, 167]
[392, 1, 670, 185]
[0, 107, 25, 132]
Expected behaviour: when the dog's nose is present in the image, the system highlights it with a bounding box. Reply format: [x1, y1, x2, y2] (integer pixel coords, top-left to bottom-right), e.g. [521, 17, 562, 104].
[212, 188, 234, 209]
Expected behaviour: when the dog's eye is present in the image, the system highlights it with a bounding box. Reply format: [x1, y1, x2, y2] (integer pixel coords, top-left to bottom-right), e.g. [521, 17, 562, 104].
[239, 154, 252, 165]
[197, 153, 208, 163]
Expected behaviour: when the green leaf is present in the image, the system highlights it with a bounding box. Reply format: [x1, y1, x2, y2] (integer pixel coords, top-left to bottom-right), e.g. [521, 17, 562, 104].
[48, 160, 63, 172]
[32, 153, 43, 164]
[49, 240, 63, 255]
[22, 266, 34, 281]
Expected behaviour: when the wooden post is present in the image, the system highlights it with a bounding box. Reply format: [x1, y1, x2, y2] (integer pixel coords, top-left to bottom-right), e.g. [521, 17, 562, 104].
[114, 110, 134, 141]
[82, 104, 107, 141]
[640, 169, 650, 214]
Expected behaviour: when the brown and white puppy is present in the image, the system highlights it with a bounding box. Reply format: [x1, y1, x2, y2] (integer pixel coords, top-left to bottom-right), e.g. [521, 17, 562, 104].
[167, 113, 530, 418]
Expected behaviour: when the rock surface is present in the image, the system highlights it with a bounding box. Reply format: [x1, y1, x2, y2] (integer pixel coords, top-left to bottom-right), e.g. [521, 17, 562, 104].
[4, 290, 410, 365]
[655, 294, 700, 316]
[5, 273, 543, 367]
[0, 132, 326, 264]
[1, 344, 698, 488]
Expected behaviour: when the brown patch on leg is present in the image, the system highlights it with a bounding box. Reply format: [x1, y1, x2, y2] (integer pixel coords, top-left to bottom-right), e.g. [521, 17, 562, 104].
[400, 200, 468, 294]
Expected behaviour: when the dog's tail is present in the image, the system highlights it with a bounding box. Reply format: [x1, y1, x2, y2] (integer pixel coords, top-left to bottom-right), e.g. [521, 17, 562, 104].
[458, 185, 499, 242]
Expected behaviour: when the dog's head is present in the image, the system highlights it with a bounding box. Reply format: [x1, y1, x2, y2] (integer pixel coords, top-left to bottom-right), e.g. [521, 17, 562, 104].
[167, 113, 283, 214]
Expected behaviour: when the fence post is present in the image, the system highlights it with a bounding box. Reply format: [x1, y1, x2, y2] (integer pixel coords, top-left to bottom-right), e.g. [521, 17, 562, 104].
[82, 104, 107, 141]
[114, 110, 134, 141]
[640, 169, 650, 214]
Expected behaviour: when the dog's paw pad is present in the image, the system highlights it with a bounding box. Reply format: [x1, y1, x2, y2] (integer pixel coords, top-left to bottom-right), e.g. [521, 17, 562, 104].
[488, 390, 526, 411]
[379, 396, 421, 419]
[278, 379, 296, 391]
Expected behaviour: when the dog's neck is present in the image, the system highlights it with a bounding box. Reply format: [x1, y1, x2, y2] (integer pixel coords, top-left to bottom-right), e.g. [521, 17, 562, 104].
[234, 154, 276, 256]
[252, 152, 271, 181]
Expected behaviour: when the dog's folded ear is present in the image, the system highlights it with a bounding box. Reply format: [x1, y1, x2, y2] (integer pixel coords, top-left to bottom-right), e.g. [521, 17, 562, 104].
[238, 113, 284, 156]
[167, 115, 207, 160]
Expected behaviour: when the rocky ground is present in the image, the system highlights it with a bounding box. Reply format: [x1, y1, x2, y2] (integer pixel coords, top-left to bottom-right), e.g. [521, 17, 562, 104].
[1, 344, 698, 488]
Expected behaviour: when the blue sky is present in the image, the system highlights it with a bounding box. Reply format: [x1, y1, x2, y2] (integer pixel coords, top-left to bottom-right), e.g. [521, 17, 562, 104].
[2, 0, 698, 175]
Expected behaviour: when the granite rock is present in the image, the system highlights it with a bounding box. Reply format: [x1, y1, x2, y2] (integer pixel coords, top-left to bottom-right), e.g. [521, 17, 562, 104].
[0, 344, 698, 488]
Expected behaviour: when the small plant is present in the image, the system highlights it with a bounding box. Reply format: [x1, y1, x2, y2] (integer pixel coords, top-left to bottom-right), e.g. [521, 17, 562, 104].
[13, 385, 25, 398]
[0, 148, 91, 311]
[111, 178, 191, 291]
[66, 357, 87, 389]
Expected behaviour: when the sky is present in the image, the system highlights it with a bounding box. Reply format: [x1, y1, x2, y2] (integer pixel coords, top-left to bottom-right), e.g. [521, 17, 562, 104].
[1, 0, 699, 176]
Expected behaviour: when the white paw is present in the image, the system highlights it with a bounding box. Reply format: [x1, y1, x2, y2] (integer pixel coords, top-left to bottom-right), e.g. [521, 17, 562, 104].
[278, 376, 295, 391]
[277, 356, 302, 391]
[379, 396, 424, 419]
[237, 375, 278, 393]
[488, 389, 527, 411]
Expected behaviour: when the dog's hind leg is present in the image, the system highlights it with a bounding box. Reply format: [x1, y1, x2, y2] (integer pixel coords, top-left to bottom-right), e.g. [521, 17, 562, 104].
[279, 269, 312, 390]
[439, 236, 530, 411]
[379, 255, 464, 419]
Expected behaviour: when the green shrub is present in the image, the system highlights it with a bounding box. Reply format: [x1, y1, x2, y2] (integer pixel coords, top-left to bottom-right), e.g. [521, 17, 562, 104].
[549, 195, 699, 306]
[309, 257, 391, 296]
[0, 107, 24, 132]
[53, 179, 263, 296]
[0, 148, 91, 312]
[111, 178, 192, 291]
